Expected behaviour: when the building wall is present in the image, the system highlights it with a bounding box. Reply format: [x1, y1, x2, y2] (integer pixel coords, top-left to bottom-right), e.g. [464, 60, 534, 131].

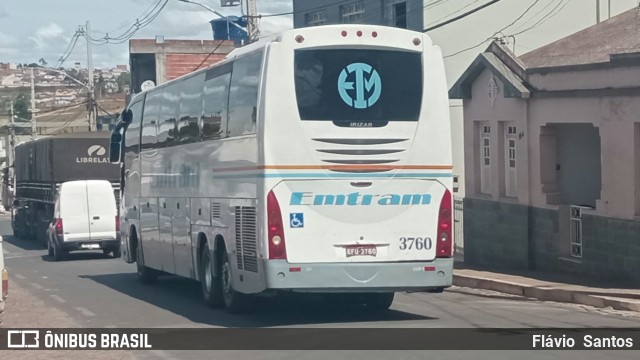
[464, 68, 640, 220]
[464, 197, 640, 284]
[292, 0, 424, 31]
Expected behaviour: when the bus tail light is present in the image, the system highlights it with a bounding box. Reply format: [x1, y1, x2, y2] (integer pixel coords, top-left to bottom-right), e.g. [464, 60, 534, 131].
[436, 189, 453, 258]
[55, 218, 64, 236]
[267, 191, 287, 260]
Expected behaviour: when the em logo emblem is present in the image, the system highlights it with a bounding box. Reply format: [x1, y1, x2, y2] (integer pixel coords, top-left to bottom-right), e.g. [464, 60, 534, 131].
[337, 63, 382, 109]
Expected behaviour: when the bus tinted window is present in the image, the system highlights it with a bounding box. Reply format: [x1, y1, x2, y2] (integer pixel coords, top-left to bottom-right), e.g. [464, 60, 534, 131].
[178, 73, 204, 144]
[124, 100, 144, 153]
[227, 52, 262, 137]
[157, 83, 181, 148]
[203, 70, 231, 140]
[141, 89, 161, 150]
[294, 49, 422, 121]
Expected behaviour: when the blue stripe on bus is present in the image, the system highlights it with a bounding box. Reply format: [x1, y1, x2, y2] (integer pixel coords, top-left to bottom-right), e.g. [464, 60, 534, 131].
[214, 173, 454, 179]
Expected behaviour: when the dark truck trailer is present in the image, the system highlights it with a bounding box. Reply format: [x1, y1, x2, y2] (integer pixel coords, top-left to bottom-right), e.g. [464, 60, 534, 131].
[12, 133, 120, 244]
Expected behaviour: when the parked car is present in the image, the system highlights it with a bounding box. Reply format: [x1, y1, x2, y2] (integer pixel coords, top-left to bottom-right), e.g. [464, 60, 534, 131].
[0, 235, 8, 325]
[46, 180, 120, 261]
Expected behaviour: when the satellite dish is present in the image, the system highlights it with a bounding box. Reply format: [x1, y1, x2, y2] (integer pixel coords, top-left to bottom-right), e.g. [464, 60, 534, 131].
[141, 80, 156, 92]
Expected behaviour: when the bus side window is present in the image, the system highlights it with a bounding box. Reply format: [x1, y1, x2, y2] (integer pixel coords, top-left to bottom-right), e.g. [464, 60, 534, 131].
[227, 51, 262, 137]
[157, 82, 181, 148]
[124, 100, 144, 154]
[141, 89, 161, 150]
[178, 73, 204, 144]
[203, 69, 231, 140]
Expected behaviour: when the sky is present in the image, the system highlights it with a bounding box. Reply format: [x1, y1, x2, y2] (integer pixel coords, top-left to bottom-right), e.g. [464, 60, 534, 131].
[0, 0, 638, 87]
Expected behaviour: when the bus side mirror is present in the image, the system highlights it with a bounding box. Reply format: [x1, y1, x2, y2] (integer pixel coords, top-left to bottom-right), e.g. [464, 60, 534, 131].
[110, 132, 122, 163]
[121, 109, 133, 124]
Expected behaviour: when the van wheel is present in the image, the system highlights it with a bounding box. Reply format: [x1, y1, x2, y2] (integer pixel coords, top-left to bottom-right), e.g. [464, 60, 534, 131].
[112, 248, 121, 258]
[47, 238, 54, 257]
[200, 243, 223, 308]
[220, 251, 254, 313]
[364, 293, 395, 310]
[136, 242, 157, 284]
[52, 242, 64, 262]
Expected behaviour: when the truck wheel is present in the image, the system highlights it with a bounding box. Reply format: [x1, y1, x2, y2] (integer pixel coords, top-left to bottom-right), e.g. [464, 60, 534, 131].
[200, 243, 223, 308]
[220, 251, 255, 313]
[136, 242, 157, 284]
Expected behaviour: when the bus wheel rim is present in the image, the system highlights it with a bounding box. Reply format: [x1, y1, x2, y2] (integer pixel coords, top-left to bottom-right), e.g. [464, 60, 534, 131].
[204, 254, 212, 292]
[222, 262, 232, 295]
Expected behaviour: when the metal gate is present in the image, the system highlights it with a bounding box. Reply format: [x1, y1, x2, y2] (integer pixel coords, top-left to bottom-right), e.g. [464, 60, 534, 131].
[453, 196, 464, 261]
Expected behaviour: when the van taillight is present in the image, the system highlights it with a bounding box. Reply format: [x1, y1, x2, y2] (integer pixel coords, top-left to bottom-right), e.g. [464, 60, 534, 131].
[436, 189, 453, 258]
[267, 190, 287, 260]
[115, 216, 120, 232]
[55, 218, 64, 235]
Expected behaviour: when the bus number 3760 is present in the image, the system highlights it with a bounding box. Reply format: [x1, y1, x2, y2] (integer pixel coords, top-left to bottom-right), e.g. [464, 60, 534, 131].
[399, 237, 432, 250]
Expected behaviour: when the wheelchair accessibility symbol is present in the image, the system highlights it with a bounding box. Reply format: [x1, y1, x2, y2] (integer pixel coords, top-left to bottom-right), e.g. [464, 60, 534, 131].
[290, 213, 304, 228]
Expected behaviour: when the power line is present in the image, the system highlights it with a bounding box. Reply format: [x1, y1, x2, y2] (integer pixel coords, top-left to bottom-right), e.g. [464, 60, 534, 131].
[424, 0, 503, 32]
[443, 0, 543, 58]
[88, 0, 169, 45]
[193, 41, 226, 72]
[256, 0, 350, 18]
[425, 0, 484, 27]
[507, 0, 573, 37]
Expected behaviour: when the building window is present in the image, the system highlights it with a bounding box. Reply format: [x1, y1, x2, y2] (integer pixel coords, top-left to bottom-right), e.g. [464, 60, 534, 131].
[384, 0, 407, 29]
[340, 1, 364, 24]
[305, 10, 326, 26]
[480, 124, 491, 195]
[504, 125, 517, 198]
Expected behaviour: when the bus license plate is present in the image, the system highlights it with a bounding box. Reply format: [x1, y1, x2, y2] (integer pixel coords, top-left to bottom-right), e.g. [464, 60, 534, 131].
[346, 245, 377, 257]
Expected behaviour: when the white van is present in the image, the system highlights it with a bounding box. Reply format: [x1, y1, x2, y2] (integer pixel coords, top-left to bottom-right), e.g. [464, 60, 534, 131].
[46, 180, 120, 261]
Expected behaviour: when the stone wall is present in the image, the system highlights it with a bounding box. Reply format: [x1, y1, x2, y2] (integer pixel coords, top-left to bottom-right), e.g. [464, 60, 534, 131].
[464, 197, 640, 284]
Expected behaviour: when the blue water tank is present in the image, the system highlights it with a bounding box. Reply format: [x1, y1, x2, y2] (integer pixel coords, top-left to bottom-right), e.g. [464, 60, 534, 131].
[210, 16, 248, 45]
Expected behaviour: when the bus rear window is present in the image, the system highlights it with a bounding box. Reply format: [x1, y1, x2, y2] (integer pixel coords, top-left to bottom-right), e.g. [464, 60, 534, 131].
[294, 49, 422, 122]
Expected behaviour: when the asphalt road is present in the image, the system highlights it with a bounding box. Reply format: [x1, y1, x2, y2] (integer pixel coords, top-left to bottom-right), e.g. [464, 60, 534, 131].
[2, 214, 639, 360]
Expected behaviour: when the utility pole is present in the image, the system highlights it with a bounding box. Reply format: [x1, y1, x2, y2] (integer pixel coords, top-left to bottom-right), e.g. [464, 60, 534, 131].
[246, 0, 259, 43]
[596, 0, 600, 23]
[8, 101, 14, 169]
[86, 20, 96, 131]
[30, 67, 37, 139]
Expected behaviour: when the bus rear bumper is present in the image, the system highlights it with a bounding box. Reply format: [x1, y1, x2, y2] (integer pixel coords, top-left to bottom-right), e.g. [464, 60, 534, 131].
[263, 258, 453, 293]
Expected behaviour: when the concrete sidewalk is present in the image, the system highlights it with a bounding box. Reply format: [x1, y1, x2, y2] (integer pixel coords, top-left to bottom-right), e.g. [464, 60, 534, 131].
[453, 265, 640, 312]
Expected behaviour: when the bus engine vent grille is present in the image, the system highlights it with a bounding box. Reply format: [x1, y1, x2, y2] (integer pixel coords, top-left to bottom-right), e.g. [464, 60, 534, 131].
[234, 206, 258, 273]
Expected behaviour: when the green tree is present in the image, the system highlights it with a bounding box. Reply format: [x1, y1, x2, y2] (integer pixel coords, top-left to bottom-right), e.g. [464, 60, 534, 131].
[116, 72, 131, 93]
[13, 94, 31, 121]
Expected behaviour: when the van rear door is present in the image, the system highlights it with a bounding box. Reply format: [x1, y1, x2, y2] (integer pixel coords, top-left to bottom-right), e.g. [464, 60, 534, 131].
[60, 182, 91, 242]
[86, 181, 117, 241]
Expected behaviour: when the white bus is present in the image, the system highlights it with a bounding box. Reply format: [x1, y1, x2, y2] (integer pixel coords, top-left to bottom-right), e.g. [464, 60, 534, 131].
[110, 25, 453, 313]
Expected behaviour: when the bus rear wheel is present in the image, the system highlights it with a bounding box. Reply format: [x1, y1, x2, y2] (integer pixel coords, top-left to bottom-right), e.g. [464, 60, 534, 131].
[220, 251, 255, 313]
[136, 240, 157, 284]
[200, 243, 223, 308]
[364, 292, 395, 310]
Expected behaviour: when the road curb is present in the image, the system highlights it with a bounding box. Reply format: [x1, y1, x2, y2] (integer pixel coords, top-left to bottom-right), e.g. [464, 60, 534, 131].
[453, 274, 640, 312]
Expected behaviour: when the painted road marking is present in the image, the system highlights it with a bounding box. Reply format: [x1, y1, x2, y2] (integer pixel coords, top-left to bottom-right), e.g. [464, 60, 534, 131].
[75, 307, 96, 317]
[50, 294, 67, 303]
[31, 283, 44, 290]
